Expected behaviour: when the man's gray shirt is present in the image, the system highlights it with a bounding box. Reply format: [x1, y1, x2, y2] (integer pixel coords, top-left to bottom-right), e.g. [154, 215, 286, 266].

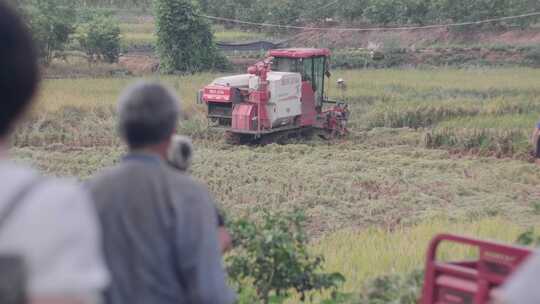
[86, 154, 235, 304]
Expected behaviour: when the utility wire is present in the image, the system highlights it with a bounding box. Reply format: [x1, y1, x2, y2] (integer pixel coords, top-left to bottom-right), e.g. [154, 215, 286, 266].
[199, 11, 540, 32]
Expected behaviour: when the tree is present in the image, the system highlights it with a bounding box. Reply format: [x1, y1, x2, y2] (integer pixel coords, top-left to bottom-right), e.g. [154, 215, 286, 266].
[336, 0, 369, 23]
[197, 0, 540, 28]
[75, 13, 121, 63]
[363, 0, 406, 25]
[20, 0, 76, 65]
[154, 0, 229, 73]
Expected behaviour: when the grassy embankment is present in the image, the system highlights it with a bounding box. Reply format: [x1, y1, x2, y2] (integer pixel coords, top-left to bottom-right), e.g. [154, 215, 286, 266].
[13, 67, 540, 299]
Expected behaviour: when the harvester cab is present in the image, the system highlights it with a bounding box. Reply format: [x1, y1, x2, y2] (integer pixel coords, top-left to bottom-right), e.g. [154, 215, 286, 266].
[269, 49, 330, 110]
[200, 48, 348, 144]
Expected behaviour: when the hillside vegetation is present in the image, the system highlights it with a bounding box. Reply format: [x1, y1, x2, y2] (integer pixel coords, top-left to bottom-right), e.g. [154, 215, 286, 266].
[70, 0, 540, 27]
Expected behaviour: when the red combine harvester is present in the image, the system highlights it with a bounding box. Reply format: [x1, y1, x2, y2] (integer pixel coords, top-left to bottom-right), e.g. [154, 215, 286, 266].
[200, 48, 349, 144]
[421, 234, 532, 304]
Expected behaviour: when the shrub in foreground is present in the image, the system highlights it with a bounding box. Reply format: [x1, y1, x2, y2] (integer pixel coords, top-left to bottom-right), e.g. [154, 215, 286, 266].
[227, 210, 346, 304]
[356, 269, 424, 304]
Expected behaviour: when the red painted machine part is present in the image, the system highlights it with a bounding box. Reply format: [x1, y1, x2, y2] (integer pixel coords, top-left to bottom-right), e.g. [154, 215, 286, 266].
[232, 104, 256, 131]
[299, 82, 317, 126]
[268, 48, 331, 58]
[421, 234, 532, 304]
[202, 85, 232, 103]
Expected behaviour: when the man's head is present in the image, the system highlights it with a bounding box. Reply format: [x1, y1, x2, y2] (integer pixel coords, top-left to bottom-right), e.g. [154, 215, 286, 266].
[0, 2, 40, 140]
[117, 82, 180, 154]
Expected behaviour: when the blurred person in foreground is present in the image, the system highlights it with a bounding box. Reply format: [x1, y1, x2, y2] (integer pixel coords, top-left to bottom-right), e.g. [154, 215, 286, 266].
[167, 135, 233, 253]
[0, 2, 109, 304]
[532, 121, 540, 165]
[493, 250, 540, 304]
[86, 81, 236, 304]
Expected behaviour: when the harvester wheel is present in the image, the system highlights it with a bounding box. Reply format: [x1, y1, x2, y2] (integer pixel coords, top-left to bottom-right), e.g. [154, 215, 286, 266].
[300, 128, 315, 140]
[225, 132, 242, 145]
[311, 127, 331, 140]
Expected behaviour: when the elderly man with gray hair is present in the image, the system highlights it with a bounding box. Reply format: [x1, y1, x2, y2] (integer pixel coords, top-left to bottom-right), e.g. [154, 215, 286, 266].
[86, 81, 236, 304]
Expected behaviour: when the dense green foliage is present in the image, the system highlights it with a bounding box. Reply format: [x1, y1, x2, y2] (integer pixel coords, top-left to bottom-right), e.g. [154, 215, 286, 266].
[227, 210, 345, 303]
[17, 1, 122, 64]
[199, 0, 540, 27]
[19, 0, 77, 65]
[75, 13, 121, 63]
[54, 0, 540, 28]
[516, 228, 540, 247]
[153, 0, 229, 73]
[71, 0, 152, 9]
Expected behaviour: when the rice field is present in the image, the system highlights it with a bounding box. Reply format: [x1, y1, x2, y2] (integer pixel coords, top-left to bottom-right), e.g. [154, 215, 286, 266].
[33, 73, 219, 113]
[316, 217, 535, 296]
[426, 114, 537, 156]
[13, 67, 540, 301]
[120, 22, 155, 46]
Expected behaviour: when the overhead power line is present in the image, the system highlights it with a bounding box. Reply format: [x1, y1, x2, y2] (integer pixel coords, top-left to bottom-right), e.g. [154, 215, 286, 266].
[199, 11, 540, 32]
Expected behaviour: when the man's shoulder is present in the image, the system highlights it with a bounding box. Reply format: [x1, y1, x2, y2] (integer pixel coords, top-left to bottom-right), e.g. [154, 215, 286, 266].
[0, 162, 109, 297]
[0, 161, 38, 189]
[0, 162, 95, 237]
[163, 166, 217, 213]
[0, 161, 89, 208]
[86, 162, 133, 189]
[163, 165, 208, 194]
[27, 178, 93, 218]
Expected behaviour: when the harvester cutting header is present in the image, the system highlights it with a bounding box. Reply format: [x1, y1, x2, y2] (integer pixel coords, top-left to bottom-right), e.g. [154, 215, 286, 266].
[199, 48, 349, 144]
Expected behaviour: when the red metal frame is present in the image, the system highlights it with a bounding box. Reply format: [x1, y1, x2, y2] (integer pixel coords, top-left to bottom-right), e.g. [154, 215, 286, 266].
[421, 234, 532, 304]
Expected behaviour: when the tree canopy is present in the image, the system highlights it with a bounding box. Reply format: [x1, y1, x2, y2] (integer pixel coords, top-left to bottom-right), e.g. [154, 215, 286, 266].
[154, 0, 229, 73]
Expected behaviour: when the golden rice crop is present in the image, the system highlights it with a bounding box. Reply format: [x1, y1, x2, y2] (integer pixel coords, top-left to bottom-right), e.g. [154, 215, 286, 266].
[268, 216, 537, 303]
[32, 67, 540, 156]
[425, 114, 537, 157]
[14, 67, 540, 303]
[301, 217, 535, 302]
[365, 96, 540, 129]
[34, 73, 219, 114]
